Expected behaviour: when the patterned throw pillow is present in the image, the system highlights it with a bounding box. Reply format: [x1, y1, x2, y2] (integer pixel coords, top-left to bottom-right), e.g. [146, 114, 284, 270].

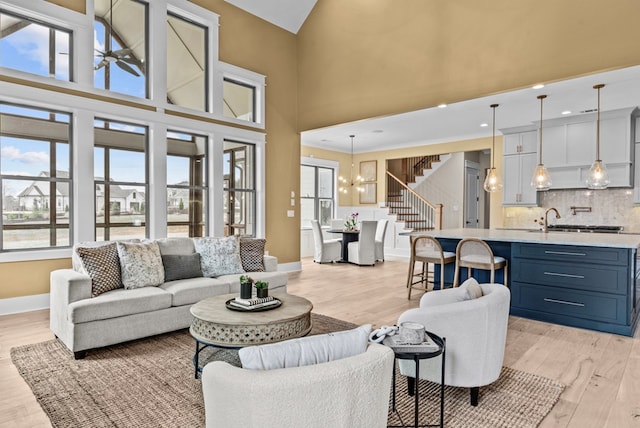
[239, 238, 266, 272]
[162, 253, 203, 282]
[193, 236, 245, 277]
[117, 241, 165, 289]
[75, 243, 122, 297]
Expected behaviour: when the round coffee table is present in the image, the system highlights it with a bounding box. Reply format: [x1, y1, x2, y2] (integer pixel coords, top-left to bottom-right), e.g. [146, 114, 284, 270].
[190, 292, 313, 377]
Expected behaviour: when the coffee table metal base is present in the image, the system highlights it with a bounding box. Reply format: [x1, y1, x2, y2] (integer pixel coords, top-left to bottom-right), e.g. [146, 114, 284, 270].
[189, 293, 313, 378]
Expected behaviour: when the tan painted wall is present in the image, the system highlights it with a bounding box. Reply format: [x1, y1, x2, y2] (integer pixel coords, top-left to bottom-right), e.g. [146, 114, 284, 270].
[0, 259, 71, 300]
[2, 0, 299, 300]
[298, 0, 640, 132]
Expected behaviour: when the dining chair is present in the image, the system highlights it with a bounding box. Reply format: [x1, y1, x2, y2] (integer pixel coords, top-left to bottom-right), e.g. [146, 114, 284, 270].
[374, 219, 389, 262]
[310, 220, 342, 263]
[453, 238, 508, 287]
[406, 235, 455, 299]
[347, 220, 377, 266]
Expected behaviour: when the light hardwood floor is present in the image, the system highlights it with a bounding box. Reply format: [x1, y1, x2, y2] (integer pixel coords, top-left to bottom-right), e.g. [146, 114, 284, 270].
[1, 257, 639, 428]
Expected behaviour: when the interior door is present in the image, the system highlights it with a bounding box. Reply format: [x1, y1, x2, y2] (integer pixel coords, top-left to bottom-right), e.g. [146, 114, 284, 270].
[464, 163, 480, 228]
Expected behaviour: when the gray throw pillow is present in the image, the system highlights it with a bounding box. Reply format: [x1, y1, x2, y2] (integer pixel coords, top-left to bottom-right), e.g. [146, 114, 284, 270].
[162, 253, 203, 282]
[193, 236, 245, 277]
[117, 241, 165, 289]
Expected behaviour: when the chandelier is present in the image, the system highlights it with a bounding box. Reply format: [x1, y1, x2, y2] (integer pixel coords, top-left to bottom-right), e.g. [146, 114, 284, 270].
[339, 135, 364, 194]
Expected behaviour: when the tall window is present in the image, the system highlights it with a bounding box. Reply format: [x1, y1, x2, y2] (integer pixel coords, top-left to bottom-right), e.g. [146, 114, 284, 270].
[166, 13, 208, 111]
[94, 118, 147, 241]
[223, 141, 255, 237]
[0, 103, 72, 250]
[223, 78, 256, 122]
[94, 0, 147, 98]
[167, 131, 207, 237]
[0, 9, 72, 81]
[301, 164, 334, 227]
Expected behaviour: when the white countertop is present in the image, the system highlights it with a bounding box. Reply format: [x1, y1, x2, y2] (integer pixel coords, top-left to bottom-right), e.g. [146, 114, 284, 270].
[411, 228, 640, 249]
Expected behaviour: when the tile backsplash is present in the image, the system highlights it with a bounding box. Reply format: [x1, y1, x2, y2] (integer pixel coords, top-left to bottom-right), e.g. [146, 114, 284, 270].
[503, 188, 640, 232]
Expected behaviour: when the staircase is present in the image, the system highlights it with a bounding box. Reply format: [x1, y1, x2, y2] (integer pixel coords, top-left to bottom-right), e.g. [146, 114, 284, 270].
[385, 171, 442, 232]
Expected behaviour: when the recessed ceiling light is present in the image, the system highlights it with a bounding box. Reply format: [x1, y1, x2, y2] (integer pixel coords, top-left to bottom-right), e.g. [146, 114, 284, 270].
[532, 84, 545, 89]
[480, 123, 489, 127]
[561, 110, 572, 115]
[437, 103, 447, 108]
[372, 129, 384, 133]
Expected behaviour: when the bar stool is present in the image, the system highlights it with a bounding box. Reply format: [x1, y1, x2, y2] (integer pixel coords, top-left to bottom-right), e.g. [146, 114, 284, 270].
[406, 235, 456, 299]
[453, 238, 508, 287]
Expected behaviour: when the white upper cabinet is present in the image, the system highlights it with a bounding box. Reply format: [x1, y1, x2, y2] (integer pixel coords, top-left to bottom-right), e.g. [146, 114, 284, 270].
[501, 126, 538, 206]
[541, 107, 637, 188]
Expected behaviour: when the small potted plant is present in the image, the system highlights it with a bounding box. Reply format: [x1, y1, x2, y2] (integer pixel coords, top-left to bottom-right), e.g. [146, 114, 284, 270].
[239, 275, 254, 299]
[254, 280, 269, 298]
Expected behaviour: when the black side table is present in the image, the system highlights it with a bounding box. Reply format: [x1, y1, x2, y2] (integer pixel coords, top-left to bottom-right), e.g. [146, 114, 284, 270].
[384, 332, 445, 428]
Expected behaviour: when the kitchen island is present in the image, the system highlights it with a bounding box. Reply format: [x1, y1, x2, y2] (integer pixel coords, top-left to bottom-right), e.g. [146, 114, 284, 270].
[418, 228, 640, 336]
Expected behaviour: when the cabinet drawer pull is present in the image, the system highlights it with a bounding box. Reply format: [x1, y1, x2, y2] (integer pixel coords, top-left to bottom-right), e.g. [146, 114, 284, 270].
[543, 298, 585, 307]
[543, 271, 585, 279]
[544, 250, 586, 256]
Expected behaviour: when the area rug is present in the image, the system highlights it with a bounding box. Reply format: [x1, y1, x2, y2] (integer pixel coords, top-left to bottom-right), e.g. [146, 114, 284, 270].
[11, 313, 564, 428]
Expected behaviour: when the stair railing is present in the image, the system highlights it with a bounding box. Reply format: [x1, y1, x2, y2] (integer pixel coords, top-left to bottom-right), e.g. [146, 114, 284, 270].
[404, 155, 441, 184]
[386, 171, 443, 230]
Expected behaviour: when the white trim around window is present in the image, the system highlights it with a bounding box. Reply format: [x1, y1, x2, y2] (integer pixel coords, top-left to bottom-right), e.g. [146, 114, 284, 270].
[0, 80, 266, 263]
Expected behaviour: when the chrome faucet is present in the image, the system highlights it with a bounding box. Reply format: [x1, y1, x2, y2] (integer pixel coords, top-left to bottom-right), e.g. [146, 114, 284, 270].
[543, 208, 561, 233]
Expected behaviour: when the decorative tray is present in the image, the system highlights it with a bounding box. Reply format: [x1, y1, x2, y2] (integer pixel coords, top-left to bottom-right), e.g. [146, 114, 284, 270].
[225, 297, 282, 312]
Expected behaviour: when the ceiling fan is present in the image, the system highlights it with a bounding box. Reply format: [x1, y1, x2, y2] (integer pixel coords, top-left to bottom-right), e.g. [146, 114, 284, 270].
[94, 0, 142, 77]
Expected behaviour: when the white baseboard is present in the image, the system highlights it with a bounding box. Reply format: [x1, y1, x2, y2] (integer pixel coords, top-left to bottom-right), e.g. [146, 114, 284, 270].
[278, 261, 302, 272]
[0, 293, 49, 316]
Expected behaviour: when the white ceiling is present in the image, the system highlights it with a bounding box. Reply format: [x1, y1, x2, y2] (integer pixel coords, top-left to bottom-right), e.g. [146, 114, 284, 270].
[224, 0, 318, 34]
[302, 66, 640, 154]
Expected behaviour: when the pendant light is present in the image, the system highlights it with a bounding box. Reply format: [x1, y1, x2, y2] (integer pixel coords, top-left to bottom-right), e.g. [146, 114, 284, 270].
[586, 84, 610, 189]
[531, 94, 552, 191]
[483, 104, 503, 192]
[338, 135, 364, 194]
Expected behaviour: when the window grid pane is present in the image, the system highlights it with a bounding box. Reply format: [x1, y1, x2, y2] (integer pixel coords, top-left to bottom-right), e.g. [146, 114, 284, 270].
[0, 10, 72, 81]
[0, 103, 72, 251]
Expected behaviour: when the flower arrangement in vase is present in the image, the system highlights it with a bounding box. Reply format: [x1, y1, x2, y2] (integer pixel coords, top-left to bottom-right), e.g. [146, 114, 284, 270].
[344, 212, 359, 231]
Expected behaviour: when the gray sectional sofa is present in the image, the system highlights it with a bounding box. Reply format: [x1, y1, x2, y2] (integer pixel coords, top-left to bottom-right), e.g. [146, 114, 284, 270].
[50, 237, 287, 359]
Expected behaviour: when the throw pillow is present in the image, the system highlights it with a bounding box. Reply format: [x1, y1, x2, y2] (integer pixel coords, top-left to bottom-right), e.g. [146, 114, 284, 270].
[239, 238, 266, 272]
[193, 236, 245, 277]
[72, 239, 140, 274]
[459, 277, 483, 300]
[75, 243, 122, 297]
[117, 241, 165, 289]
[239, 324, 372, 370]
[162, 253, 203, 282]
[156, 237, 196, 256]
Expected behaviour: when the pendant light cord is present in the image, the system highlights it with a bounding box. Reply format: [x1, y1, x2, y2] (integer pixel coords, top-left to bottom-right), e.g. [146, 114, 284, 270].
[538, 95, 547, 164]
[490, 104, 498, 167]
[594, 84, 604, 161]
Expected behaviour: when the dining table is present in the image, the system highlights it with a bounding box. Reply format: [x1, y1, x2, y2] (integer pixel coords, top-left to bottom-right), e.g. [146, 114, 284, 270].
[326, 229, 360, 262]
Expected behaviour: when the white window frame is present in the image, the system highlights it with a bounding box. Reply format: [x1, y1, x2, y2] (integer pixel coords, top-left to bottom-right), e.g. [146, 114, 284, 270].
[0, 0, 268, 262]
[300, 156, 339, 227]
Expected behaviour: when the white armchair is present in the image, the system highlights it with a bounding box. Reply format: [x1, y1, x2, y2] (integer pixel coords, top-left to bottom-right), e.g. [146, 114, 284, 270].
[201, 344, 394, 428]
[374, 219, 389, 262]
[347, 220, 377, 266]
[310, 219, 342, 263]
[397, 283, 510, 406]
